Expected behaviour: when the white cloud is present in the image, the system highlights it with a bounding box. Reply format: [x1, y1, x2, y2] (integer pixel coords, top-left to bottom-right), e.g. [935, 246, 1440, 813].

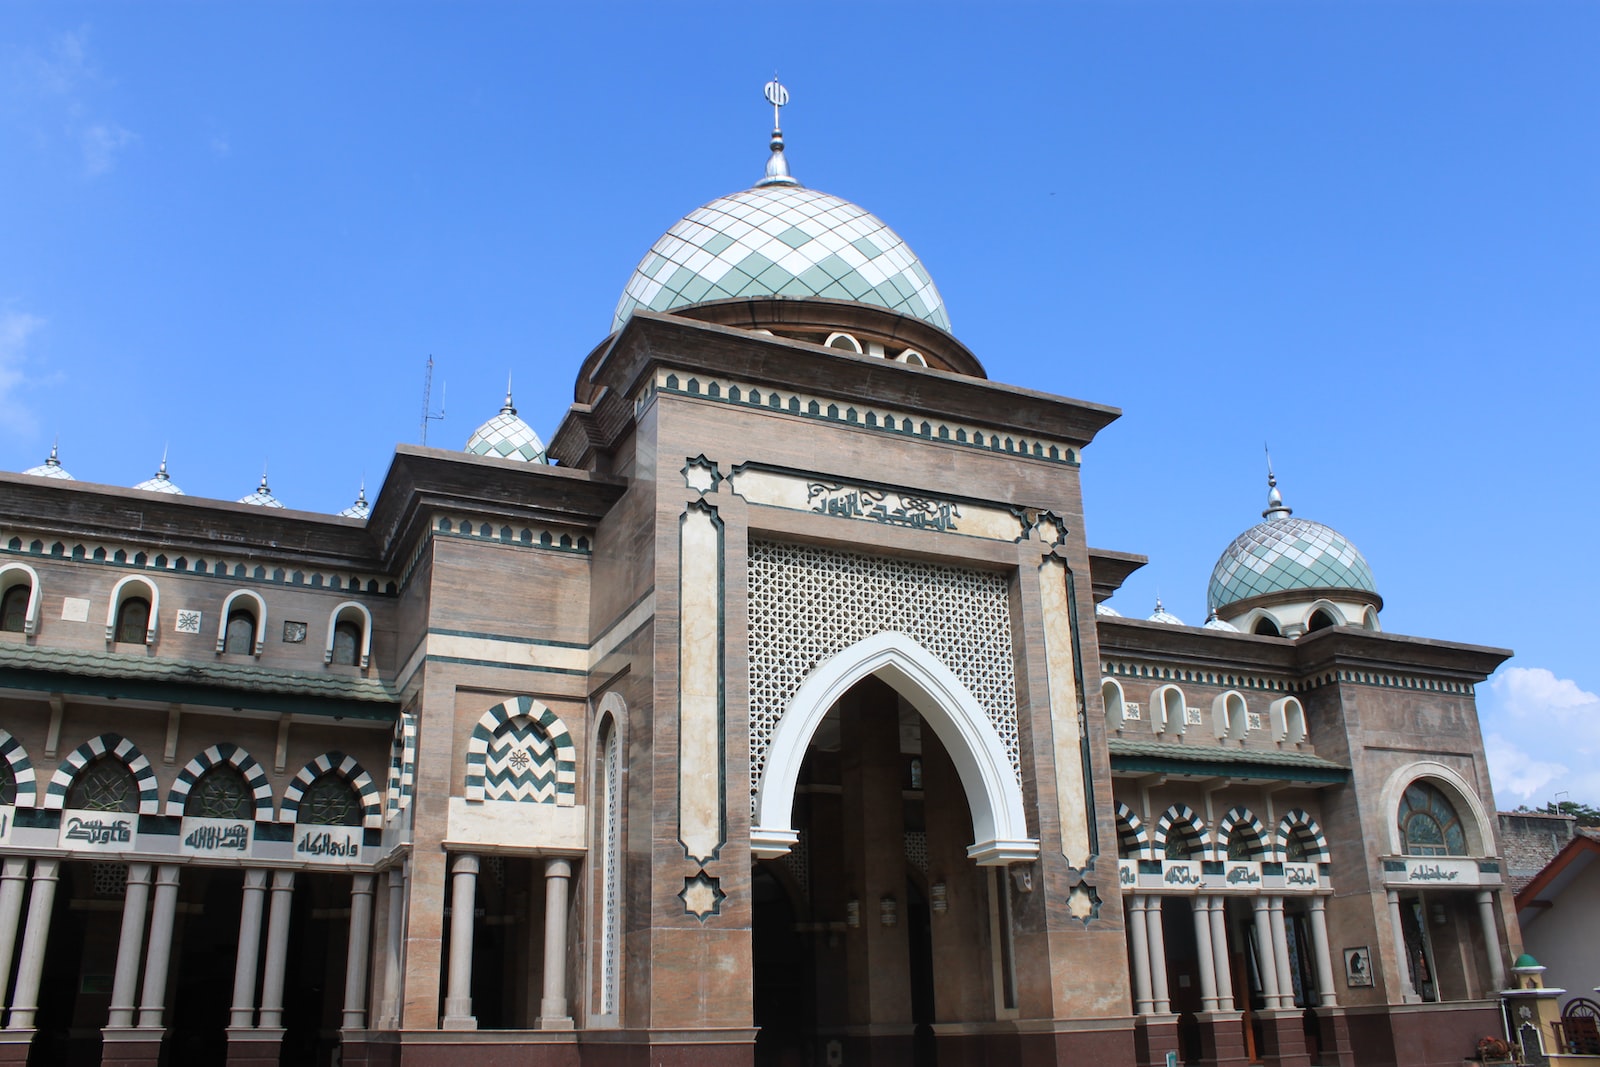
[82, 122, 136, 175]
[0, 311, 45, 437]
[4, 28, 135, 178]
[1481, 667, 1600, 807]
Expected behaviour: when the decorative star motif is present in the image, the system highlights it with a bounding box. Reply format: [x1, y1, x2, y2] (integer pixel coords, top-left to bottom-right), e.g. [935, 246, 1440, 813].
[679, 870, 726, 922]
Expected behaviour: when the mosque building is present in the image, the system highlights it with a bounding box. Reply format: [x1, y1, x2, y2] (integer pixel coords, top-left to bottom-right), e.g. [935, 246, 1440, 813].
[0, 84, 1517, 1067]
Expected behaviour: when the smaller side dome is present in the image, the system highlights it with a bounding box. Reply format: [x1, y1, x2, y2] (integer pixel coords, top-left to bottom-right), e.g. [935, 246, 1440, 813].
[238, 472, 285, 509]
[1203, 608, 1239, 632]
[465, 388, 546, 464]
[1095, 602, 1122, 618]
[22, 442, 73, 480]
[1147, 598, 1184, 626]
[133, 455, 185, 496]
[338, 485, 370, 520]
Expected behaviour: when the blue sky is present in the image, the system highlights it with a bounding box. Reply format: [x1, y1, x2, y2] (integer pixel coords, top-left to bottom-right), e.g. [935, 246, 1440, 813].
[2, 4, 1596, 810]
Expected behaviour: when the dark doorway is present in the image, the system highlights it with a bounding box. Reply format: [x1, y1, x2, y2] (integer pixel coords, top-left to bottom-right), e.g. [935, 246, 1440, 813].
[164, 867, 244, 1066]
[752, 866, 814, 1067]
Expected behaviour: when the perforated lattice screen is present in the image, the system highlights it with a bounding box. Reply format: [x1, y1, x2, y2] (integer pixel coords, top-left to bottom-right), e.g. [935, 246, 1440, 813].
[746, 540, 1019, 810]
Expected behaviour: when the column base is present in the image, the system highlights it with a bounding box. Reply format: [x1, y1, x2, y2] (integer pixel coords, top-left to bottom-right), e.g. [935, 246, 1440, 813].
[0, 1032, 34, 1065]
[440, 1015, 478, 1031]
[1195, 1010, 1249, 1067]
[538, 1015, 576, 1030]
[1134, 1013, 1181, 1067]
[1256, 1008, 1312, 1067]
[100, 1026, 165, 1067]
[1310, 1006, 1354, 1067]
[225, 1025, 286, 1067]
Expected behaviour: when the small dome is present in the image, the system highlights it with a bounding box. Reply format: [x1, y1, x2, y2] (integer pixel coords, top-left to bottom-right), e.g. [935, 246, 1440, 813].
[1095, 602, 1122, 617]
[22, 442, 73, 480]
[238, 472, 285, 509]
[338, 485, 370, 520]
[1147, 599, 1184, 626]
[614, 92, 948, 335]
[1209, 476, 1375, 610]
[1203, 608, 1240, 632]
[133, 456, 184, 496]
[465, 390, 546, 464]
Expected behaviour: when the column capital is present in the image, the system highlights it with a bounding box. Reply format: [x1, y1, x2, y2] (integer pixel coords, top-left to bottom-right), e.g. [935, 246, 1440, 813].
[243, 867, 270, 890]
[544, 857, 574, 880]
[270, 869, 296, 892]
[452, 853, 480, 876]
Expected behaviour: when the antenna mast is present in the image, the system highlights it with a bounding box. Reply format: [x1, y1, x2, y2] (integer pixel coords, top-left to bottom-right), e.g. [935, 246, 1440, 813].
[420, 355, 446, 445]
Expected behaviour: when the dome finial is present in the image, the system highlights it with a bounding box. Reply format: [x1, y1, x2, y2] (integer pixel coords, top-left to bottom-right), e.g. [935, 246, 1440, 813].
[157, 445, 170, 480]
[502, 373, 516, 415]
[757, 76, 799, 188]
[1263, 444, 1291, 519]
[46, 437, 60, 468]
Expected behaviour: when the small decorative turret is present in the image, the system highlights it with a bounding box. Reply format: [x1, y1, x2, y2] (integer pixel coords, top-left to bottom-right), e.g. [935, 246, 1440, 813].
[22, 440, 74, 480]
[133, 450, 185, 495]
[238, 467, 286, 508]
[465, 379, 547, 464]
[339, 482, 371, 520]
[1147, 598, 1184, 626]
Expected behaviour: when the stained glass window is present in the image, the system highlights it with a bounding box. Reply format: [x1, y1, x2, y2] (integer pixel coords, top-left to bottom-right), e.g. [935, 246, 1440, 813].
[0, 585, 28, 633]
[331, 621, 361, 666]
[115, 597, 151, 644]
[190, 766, 251, 820]
[224, 610, 256, 655]
[1398, 781, 1467, 856]
[302, 774, 362, 826]
[67, 757, 137, 812]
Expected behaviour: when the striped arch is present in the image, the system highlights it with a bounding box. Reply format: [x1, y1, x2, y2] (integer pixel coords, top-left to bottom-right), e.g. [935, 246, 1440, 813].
[1276, 809, 1330, 861]
[46, 733, 160, 815]
[165, 743, 274, 819]
[1153, 803, 1208, 859]
[1216, 806, 1270, 859]
[386, 711, 418, 814]
[0, 731, 38, 807]
[1115, 801, 1150, 859]
[281, 751, 382, 829]
[466, 695, 576, 805]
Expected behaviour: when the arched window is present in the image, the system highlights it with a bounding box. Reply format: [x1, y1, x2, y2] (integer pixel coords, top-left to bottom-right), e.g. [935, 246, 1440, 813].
[1116, 807, 1146, 859]
[1152, 685, 1187, 736]
[1398, 781, 1467, 857]
[825, 332, 863, 354]
[1165, 821, 1204, 860]
[1284, 828, 1312, 862]
[187, 766, 252, 820]
[1214, 691, 1248, 741]
[1102, 679, 1126, 732]
[0, 760, 15, 806]
[224, 610, 257, 655]
[1307, 610, 1337, 632]
[1253, 615, 1282, 637]
[331, 621, 361, 666]
[0, 585, 27, 634]
[67, 757, 138, 812]
[301, 774, 363, 826]
[115, 597, 151, 645]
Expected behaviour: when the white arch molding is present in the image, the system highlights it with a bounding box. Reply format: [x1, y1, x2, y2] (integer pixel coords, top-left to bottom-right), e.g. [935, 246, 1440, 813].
[750, 631, 1038, 867]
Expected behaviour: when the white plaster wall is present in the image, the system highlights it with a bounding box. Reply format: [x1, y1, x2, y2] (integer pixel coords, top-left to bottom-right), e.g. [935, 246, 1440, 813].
[1522, 857, 1600, 999]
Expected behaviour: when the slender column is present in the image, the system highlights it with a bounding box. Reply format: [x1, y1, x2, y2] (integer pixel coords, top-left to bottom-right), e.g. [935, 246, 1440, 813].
[7, 858, 60, 1030]
[1193, 896, 1220, 1010]
[377, 866, 405, 1028]
[441, 854, 478, 1029]
[1147, 896, 1172, 1013]
[341, 873, 376, 1030]
[229, 869, 270, 1028]
[1477, 890, 1507, 993]
[1128, 895, 1154, 1014]
[1268, 895, 1295, 1009]
[1386, 890, 1417, 1001]
[1251, 897, 1281, 1011]
[257, 870, 296, 1029]
[0, 859, 29, 1015]
[107, 862, 153, 1027]
[136, 865, 181, 1028]
[1209, 896, 1236, 1011]
[1308, 896, 1339, 1007]
[538, 858, 574, 1028]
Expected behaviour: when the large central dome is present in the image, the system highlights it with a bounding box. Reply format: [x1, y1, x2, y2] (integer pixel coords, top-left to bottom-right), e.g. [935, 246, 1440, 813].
[612, 111, 949, 335]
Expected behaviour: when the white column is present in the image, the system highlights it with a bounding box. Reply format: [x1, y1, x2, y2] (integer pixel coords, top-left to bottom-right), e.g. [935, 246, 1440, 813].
[1252, 897, 1282, 1011]
[1193, 896, 1220, 1010]
[1209, 897, 1235, 1011]
[1308, 896, 1339, 1007]
[136, 865, 181, 1029]
[0, 859, 29, 1016]
[1477, 890, 1507, 993]
[1268, 895, 1295, 1009]
[1386, 890, 1417, 1002]
[341, 873, 376, 1030]
[7, 858, 60, 1030]
[229, 869, 269, 1028]
[442, 854, 478, 1030]
[1147, 896, 1172, 1013]
[538, 858, 575, 1028]
[257, 870, 296, 1029]
[1128, 895, 1154, 1014]
[107, 862, 153, 1028]
[377, 866, 405, 1029]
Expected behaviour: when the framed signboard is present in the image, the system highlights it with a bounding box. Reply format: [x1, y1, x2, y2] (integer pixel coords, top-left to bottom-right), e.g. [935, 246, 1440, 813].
[1344, 946, 1374, 988]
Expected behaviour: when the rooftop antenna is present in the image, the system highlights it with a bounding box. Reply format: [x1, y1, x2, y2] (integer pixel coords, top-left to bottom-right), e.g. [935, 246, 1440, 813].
[420, 355, 446, 445]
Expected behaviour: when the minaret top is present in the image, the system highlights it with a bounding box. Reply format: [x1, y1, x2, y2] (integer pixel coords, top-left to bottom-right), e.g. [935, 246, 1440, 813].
[757, 77, 799, 188]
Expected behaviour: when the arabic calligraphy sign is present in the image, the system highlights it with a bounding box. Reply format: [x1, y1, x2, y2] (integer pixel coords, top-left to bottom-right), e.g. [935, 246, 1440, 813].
[293, 824, 363, 864]
[58, 810, 136, 852]
[180, 817, 253, 856]
[727, 466, 1029, 542]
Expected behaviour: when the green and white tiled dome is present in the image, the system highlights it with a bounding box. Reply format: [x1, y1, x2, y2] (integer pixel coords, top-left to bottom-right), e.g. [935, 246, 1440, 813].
[465, 391, 546, 464]
[22, 443, 73, 480]
[1208, 479, 1376, 609]
[238, 473, 286, 509]
[133, 456, 184, 496]
[612, 99, 949, 335]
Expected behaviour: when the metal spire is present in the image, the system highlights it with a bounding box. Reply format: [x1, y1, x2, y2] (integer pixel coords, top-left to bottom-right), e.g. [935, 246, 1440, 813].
[502, 373, 516, 415]
[44, 437, 61, 469]
[1263, 445, 1292, 520]
[757, 76, 799, 188]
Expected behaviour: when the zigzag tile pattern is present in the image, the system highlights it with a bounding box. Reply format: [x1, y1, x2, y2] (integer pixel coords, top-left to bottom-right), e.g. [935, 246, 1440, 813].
[465, 695, 576, 805]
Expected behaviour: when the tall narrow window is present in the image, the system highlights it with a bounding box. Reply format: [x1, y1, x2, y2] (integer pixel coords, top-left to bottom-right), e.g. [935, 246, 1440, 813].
[115, 597, 151, 644]
[0, 585, 28, 633]
[600, 722, 620, 1015]
[67, 757, 138, 812]
[224, 610, 257, 655]
[331, 621, 361, 666]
